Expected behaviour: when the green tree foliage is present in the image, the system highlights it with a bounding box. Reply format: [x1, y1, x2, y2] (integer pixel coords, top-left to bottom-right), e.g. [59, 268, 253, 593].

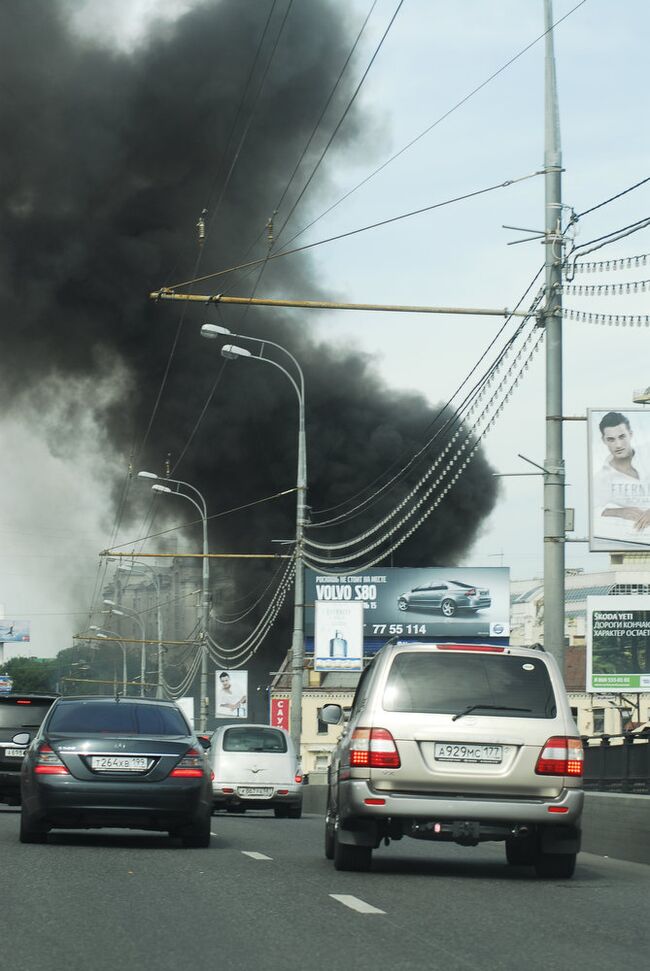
[0, 656, 58, 693]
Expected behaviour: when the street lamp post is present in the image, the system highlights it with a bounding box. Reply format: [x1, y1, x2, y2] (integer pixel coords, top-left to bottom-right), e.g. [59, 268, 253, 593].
[137, 471, 210, 731]
[201, 325, 307, 754]
[114, 561, 164, 698]
[103, 601, 147, 696]
[89, 626, 128, 694]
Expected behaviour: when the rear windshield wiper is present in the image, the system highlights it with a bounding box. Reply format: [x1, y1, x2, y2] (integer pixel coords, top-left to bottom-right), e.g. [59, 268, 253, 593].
[452, 704, 532, 722]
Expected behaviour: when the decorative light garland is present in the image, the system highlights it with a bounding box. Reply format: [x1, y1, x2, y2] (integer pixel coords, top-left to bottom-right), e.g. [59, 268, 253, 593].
[570, 253, 649, 273]
[562, 308, 650, 326]
[560, 279, 650, 296]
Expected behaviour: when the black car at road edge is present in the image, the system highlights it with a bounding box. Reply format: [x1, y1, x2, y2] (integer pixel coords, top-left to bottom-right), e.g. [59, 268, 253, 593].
[0, 694, 58, 805]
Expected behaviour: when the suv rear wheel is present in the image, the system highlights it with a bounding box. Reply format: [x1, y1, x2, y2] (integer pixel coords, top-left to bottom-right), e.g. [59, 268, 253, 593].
[534, 851, 576, 879]
[333, 820, 372, 872]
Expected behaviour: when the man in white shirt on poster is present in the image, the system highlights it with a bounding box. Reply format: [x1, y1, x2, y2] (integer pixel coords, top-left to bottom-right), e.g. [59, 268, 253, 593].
[593, 411, 650, 546]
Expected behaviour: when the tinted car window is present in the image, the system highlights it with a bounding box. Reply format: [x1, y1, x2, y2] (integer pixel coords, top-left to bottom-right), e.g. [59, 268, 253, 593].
[383, 652, 556, 718]
[47, 702, 189, 735]
[223, 727, 287, 753]
[0, 700, 53, 729]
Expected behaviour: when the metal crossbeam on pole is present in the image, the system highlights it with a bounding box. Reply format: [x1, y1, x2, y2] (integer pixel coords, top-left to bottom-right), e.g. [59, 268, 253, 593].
[149, 290, 530, 317]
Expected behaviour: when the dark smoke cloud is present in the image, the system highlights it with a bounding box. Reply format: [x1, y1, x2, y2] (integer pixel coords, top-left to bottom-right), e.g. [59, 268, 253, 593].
[0, 1, 498, 683]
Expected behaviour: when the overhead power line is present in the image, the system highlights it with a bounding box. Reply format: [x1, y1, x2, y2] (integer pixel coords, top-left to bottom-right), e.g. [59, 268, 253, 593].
[160, 170, 544, 292]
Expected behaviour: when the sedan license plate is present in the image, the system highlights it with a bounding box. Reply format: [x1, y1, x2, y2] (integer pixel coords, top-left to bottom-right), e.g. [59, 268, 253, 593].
[434, 742, 503, 764]
[90, 756, 149, 772]
[4, 748, 27, 759]
[237, 786, 273, 798]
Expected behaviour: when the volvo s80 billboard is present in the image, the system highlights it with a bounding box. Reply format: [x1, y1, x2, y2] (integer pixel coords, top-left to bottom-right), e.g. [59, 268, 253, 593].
[305, 567, 510, 642]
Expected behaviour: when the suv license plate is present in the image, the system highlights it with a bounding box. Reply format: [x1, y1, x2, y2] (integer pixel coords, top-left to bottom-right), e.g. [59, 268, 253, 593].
[434, 743, 503, 764]
[4, 748, 27, 758]
[91, 756, 149, 772]
[238, 786, 273, 798]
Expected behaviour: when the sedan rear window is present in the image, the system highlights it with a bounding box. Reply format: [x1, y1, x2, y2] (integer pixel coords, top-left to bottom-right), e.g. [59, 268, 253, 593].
[223, 727, 287, 753]
[0, 699, 54, 729]
[383, 652, 556, 718]
[47, 702, 189, 735]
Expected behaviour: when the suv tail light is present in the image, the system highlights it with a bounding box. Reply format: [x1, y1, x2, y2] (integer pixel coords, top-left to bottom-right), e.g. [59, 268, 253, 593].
[349, 728, 400, 769]
[170, 747, 205, 778]
[34, 744, 70, 775]
[535, 737, 583, 777]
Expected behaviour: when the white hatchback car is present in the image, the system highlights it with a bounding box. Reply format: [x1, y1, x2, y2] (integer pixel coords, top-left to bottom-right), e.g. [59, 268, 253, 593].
[322, 640, 584, 877]
[211, 724, 303, 818]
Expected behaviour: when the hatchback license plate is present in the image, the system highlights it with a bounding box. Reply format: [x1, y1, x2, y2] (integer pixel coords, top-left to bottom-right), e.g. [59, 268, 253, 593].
[91, 756, 149, 772]
[238, 786, 273, 798]
[434, 743, 503, 764]
[4, 748, 27, 759]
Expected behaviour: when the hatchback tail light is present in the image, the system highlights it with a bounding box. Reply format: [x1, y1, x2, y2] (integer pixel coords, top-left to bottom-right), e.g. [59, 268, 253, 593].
[34, 743, 70, 776]
[294, 773, 303, 784]
[535, 737, 583, 777]
[170, 747, 205, 778]
[349, 728, 400, 769]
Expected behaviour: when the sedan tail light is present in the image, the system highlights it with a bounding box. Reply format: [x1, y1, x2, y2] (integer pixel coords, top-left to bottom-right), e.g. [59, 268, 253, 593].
[34, 743, 70, 776]
[349, 728, 400, 769]
[535, 737, 583, 777]
[170, 747, 205, 778]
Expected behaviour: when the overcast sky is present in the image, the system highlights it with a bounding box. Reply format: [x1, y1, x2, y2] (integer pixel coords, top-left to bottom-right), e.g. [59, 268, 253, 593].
[2, 0, 648, 659]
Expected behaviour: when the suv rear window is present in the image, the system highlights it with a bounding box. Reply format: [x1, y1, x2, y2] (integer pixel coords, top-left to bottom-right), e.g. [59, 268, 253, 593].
[383, 652, 556, 718]
[0, 699, 54, 729]
[223, 727, 287, 753]
[47, 701, 189, 735]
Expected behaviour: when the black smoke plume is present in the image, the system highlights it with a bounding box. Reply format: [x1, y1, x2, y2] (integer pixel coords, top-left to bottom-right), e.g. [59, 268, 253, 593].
[0, 1, 498, 694]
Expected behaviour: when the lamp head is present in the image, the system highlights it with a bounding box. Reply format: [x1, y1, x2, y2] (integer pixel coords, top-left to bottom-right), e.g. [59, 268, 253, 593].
[137, 471, 158, 480]
[221, 344, 252, 361]
[152, 483, 173, 494]
[201, 323, 231, 339]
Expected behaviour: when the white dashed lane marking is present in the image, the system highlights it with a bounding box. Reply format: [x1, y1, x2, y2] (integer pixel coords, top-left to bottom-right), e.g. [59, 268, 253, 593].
[329, 894, 385, 914]
[241, 851, 273, 861]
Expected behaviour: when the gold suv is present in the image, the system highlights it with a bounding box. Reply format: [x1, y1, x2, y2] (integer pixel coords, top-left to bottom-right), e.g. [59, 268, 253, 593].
[322, 641, 583, 877]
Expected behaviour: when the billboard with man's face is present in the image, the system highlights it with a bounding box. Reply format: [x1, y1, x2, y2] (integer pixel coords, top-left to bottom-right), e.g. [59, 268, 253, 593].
[305, 567, 510, 642]
[215, 670, 248, 719]
[588, 408, 650, 552]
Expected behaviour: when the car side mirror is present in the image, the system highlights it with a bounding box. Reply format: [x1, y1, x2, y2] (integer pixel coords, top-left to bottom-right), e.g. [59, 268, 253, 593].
[320, 704, 343, 725]
[12, 732, 31, 746]
[197, 734, 212, 750]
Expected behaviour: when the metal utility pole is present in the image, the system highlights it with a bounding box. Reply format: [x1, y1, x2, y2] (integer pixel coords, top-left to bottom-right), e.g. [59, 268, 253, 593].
[542, 0, 566, 676]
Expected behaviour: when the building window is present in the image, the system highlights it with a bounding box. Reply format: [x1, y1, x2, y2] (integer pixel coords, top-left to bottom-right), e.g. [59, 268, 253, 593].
[315, 754, 330, 770]
[593, 708, 605, 734]
[316, 708, 328, 735]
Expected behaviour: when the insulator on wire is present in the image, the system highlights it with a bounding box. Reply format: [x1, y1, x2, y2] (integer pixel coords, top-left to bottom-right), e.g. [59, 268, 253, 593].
[197, 209, 207, 243]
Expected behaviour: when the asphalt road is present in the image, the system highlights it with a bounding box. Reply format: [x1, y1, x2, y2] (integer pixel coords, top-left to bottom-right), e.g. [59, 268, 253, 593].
[1, 807, 648, 971]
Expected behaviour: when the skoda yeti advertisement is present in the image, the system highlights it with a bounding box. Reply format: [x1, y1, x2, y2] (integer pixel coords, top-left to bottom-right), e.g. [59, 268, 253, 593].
[305, 567, 510, 643]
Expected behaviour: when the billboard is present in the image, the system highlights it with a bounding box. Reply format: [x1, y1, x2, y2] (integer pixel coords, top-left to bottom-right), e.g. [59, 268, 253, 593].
[0, 621, 30, 642]
[305, 567, 510, 642]
[314, 601, 364, 672]
[271, 697, 290, 730]
[587, 596, 650, 693]
[215, 670, 248, 719]
[588, 408, 650, 552]
[0, 676, 13, 694]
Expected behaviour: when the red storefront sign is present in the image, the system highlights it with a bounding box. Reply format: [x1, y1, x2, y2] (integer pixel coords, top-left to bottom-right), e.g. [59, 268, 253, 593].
[271, 697, 290, 730]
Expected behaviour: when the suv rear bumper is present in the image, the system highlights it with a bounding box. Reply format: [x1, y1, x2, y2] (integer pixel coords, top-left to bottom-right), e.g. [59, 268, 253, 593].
[340, 779, 584, 826]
